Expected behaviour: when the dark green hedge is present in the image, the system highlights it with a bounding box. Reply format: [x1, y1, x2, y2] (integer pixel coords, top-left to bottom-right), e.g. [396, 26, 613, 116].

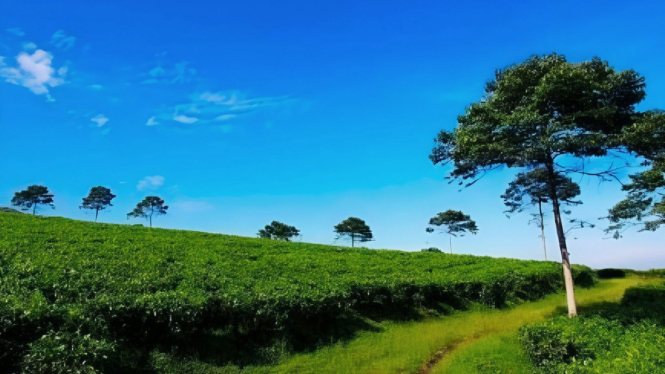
[596, 268, 626, 279]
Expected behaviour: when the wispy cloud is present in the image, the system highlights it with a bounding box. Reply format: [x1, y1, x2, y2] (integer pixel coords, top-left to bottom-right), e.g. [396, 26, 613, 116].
[149, 91, 291, 127]
[173, 114, 198, 124]
[6, 28, 24, 37]
[137, 175, 165, 191]
[0, 49, 67, 101]
[22, 42, 37, 50]
[146, 116, 159, 126]
[142, 61, 196, 84]
[87, 84, 104, 91]
[91, 114, 109, 127]
[51, 30, 76, 50]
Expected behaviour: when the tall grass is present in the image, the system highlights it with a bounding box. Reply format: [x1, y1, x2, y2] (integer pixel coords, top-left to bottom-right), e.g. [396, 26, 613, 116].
[257, 277, 657, 374]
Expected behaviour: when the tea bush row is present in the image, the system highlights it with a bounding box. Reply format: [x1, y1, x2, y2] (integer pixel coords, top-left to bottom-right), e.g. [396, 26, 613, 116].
[1, 212, 570, 373]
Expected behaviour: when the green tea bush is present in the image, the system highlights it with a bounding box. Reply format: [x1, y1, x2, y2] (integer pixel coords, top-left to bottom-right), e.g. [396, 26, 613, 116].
[596, 268, 626, 279]
[521, 282, 665, 374]
[570, 264, 597, 288]
[0, 213, 564, 372]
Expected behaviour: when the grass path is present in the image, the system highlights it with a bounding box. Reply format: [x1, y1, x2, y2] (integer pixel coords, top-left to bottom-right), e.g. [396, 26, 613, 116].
[260, 276, 659, 374]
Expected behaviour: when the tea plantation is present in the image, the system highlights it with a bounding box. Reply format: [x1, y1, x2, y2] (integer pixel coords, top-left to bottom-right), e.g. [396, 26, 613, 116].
[0, 212, 573, 373]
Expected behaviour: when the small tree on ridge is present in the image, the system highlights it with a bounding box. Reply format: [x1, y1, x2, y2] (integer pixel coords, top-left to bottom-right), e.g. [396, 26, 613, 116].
[127, 196, 168, 228]
[11, 185, 55, 215]
[80, 186, 116, 222]
[426, 210, 478, 254]
[334, 217, 373, 247]
[258, 221, 300, 241]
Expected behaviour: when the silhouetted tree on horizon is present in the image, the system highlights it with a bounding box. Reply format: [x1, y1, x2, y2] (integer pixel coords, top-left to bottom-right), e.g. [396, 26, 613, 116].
[426, 210, 478, 254]
[11, 185, 54, 215]
[258, 221, 300, 241]
[80, 186, 116, 222]
[127, 196, 168, 228]
[334, 217, 373, 247]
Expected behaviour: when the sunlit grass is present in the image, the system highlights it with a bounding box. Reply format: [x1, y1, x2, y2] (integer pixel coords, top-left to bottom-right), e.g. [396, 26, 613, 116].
[434, 332, 532, 374]
[260, 276, 659, 374]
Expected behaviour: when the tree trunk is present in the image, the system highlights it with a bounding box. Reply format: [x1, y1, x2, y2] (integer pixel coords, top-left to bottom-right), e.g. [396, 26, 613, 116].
[95, 209, 99, 222]
[538, 200, 547, 261]
[33, 204, 36, 215]
[449, 235, 452, 254]
[351, 235, 355, 247]
[546, 163, 577, 317]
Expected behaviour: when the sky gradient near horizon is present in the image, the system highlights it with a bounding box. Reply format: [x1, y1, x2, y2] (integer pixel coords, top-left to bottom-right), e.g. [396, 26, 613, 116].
[1, 0, 664, 269]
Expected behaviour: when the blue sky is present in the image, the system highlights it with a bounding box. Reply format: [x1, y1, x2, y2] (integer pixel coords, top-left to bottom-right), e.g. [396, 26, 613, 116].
[1, 0, 664, 269]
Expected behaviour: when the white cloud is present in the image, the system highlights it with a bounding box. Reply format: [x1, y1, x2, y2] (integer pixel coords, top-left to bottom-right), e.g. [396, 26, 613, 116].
[0, 49, 66, 100]
[137, 175, 165, 191]
[51, 30, 76, 50]
[146, 116, 159, 126]
[173, 114, 198, 124]
[87, 84, 104, 90]
[91, 114, 109, 127]
[6, 28, 24, 36]
[22, 42, 37, 50]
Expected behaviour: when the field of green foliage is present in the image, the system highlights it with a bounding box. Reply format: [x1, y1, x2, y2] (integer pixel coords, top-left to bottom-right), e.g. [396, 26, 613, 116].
[0, 212, 577, 373]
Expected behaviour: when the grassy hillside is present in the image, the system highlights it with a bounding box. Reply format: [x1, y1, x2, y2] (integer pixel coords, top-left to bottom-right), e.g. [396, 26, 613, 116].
[0, 212, 567, 373]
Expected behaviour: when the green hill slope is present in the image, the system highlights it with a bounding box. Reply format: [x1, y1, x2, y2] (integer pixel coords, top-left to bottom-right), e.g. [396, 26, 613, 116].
[0, 212, 566, 373]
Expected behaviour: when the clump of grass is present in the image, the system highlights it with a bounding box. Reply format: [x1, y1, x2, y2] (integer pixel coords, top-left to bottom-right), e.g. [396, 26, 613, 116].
[434, 332, 532, 374]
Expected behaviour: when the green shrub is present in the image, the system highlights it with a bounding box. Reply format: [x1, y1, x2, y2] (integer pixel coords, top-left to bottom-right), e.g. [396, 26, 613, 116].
[596, 268, 626, 279]
[0, 207, 21, 213]
[639, 269, 665, 278]
[570, 264, 597, 288]
[421, 247, 442, 253]
[521, 282, 665, 374]
[20, 331, 116, 374]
